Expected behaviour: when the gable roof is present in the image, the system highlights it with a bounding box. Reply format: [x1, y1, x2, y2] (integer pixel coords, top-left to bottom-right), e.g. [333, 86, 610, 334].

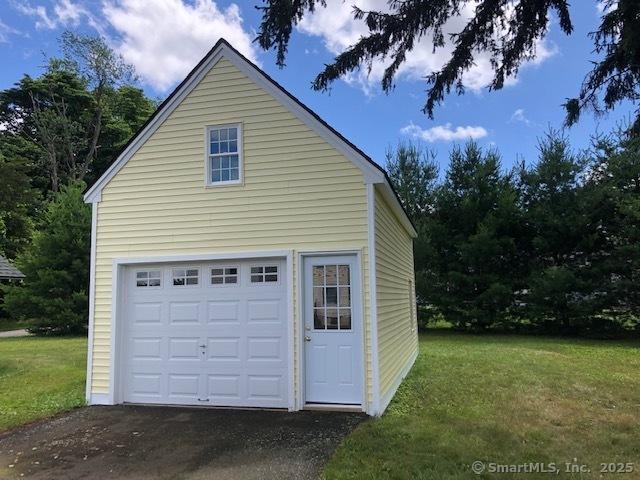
[84, 38, 416, 237]
[0, 255, 24, 280]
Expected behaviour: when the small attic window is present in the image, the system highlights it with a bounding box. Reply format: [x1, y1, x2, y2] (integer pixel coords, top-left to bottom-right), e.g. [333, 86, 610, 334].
[206, 124, 242, 186]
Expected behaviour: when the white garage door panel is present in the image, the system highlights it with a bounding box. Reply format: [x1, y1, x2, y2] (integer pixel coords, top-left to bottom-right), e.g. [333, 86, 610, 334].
[122, 259, 287, 408]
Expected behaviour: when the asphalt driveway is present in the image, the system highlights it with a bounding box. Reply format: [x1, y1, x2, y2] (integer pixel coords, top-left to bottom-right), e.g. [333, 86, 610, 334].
[0, 406, 365, 480]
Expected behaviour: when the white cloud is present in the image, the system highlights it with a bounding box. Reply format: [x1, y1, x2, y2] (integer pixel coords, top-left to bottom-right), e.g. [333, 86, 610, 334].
[54, 0, 86, 24]
[12, 0, 92, 29]
[596, 1, 617, 14]
[510, 108, 530, 125]
[297, 0, 557, 95]
[509, 107, 542, 128]
[0, 18, 20, 42]
[102, 0, 258, 92]
[401, 122, 488, 142]
[12, 1, 56, 29]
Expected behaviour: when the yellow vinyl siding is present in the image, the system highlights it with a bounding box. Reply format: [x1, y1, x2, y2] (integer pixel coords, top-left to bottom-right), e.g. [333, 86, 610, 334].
[375, 188, 418, 398]
[91, 58, 372, 402]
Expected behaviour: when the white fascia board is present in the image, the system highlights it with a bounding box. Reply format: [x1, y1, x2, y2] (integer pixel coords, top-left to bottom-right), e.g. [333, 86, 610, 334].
[84, 42, 384, 203]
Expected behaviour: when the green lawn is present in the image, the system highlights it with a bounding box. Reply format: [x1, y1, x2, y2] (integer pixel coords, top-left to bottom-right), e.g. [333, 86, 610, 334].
[1, 333, 639, 478]
[324, 332, 640, 479]
[0, 336, 86, 432]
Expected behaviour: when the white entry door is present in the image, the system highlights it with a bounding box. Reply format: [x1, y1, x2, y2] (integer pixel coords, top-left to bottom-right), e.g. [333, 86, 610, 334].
[122, 259, 288, 408]
[303, 255, 363, 405]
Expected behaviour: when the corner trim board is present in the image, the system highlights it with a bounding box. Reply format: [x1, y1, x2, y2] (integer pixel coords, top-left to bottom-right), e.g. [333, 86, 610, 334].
[85, 201, 98, 402]
[366, 184, 381, 415]
[89, 393, 111, 406]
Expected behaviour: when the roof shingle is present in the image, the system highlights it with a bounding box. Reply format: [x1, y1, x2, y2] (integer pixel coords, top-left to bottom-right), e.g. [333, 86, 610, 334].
[0, 255, 25, 280]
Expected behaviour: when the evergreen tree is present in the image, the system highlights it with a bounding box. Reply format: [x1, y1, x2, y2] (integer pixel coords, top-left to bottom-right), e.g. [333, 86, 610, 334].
[257, 0, 640, 126]
[0, 152, 39, 259]
[424, 142, 525, 329]
[582, 131, 640, 331]
[385, 142, 438, 222]
[3, 182, 90, 334]
[385, 142, 438, 310]
[519, 131, 594, 333]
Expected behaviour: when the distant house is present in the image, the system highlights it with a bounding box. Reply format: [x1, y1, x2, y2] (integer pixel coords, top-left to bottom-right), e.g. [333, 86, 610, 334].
[0, 255, 24, 282]
[83, 39, 418, 416]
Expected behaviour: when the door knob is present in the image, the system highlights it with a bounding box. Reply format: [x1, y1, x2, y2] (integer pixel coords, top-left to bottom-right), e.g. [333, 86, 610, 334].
[199, 344, 206, 348]
[304, 335, 311, 342]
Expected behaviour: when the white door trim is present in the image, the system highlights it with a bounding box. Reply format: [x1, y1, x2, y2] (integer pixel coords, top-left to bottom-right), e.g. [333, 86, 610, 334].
[297, 250, 366, 412]
[101, 249, 293, 407]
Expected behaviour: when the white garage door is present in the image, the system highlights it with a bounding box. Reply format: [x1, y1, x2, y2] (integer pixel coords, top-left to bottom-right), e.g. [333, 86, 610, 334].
[122, 258, 288, 408]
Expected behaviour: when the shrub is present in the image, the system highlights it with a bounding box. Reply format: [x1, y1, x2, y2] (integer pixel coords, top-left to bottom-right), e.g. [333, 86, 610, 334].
[3, 182, 90, 335]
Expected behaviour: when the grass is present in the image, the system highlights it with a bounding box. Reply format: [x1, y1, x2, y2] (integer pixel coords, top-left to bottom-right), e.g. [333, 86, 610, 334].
[324, 332, 640, 479]
[0, 336, 86, 432]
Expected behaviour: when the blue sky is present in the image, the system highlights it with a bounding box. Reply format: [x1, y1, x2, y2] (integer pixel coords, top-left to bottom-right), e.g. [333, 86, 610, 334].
[0, 0, 633, 173]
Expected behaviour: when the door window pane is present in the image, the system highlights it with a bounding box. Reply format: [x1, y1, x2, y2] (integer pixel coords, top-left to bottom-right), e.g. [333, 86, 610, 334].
[313, 266, 324, 286]
[310, 263, 353, 330]
[313, 287, 324, 308]
[326, 309, 338, 329]
[339, 309, 351, 329]
[325, 265, 337, 285]
[314, 309, 325, 329]
[338, 265, 350, 285]
[325, 287, 338, 306]
[339, 287, 350, 307]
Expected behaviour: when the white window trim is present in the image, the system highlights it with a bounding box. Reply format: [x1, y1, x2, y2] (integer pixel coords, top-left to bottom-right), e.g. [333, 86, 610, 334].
[172, 267, 200, 287]
[135, 269, 162, 288]
[204, 123, 243, 187]
[249, 264, 280, 285]
[209, 265, 240, 287]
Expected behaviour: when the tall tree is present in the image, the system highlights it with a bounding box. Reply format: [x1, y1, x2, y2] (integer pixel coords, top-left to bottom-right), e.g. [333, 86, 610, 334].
[0, 67, 92, 192]
[88, 85, 157, 185]
[0, 152, 38, 259]
[385, 141, 438, 222]
[0, 134, 43, 258]
[256, 0, 640, 126]
[0, 32, 136, 192]
[519, 131, 593, 332]
[57, 31, 135, 181]
[423, 142, 525, 329]
[3, 182, 91, 335]
[385, 142, 438, 308]
[582, 131, 640, 328]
